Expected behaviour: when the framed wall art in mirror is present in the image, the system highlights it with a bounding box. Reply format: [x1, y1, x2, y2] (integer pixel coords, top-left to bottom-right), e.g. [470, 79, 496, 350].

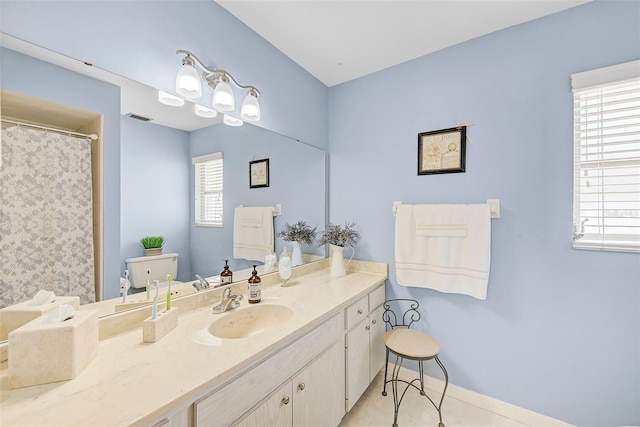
[249, 158, 270, 188]
[418, 126, 466, 175]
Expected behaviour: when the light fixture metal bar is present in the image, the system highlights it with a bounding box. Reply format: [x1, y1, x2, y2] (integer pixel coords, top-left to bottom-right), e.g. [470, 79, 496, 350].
[176, 49, 261, 95]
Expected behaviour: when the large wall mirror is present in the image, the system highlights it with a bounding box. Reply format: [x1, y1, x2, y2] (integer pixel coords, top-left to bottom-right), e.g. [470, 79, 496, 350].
[0, 33, 327, 323]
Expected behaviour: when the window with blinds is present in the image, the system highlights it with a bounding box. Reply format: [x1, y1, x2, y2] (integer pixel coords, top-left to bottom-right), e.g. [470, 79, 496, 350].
[193, 152, 223, 227]
[571, 60, 640, 253]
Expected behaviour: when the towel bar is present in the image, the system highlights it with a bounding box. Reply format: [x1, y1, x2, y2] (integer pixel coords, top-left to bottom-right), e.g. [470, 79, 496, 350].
[237, 204, 281, 217]
[392, 200, 500, 219]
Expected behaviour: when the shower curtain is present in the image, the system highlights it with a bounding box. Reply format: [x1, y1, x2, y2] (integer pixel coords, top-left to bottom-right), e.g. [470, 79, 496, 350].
[0, 126, 96, 308]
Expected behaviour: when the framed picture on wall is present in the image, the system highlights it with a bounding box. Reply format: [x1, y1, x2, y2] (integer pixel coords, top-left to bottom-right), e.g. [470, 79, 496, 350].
[249, 158, 270, 188]
[418, 126, 466, 175]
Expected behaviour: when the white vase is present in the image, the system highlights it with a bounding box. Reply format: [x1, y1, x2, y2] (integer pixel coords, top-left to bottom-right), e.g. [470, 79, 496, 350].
[330, 244, 347, 277]
[291, 241, 303, 267]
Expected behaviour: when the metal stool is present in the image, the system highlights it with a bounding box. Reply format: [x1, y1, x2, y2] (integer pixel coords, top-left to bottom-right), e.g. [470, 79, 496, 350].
[381, 299, 448, 427]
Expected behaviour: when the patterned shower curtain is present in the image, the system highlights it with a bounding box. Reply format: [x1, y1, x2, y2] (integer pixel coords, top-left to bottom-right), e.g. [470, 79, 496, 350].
[0, 126, 96, 308]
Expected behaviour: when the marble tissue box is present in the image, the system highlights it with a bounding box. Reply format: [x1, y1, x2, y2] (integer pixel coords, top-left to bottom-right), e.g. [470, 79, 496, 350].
[0, 296, 81, 341]
[142, 307, 179, 343]
[8, 309, 99, 389]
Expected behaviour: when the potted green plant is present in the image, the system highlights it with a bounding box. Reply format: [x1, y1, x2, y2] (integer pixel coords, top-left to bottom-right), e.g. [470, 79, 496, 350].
[277, 221, 317, 267]
[140, 236, 164, 256]
[319, 222, 360, 277]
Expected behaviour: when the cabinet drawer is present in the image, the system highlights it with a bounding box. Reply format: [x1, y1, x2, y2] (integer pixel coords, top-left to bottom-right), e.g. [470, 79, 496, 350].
[368, 285, 385, 311]
[345, 296, 368, 330]
[194, 313, 343, 426]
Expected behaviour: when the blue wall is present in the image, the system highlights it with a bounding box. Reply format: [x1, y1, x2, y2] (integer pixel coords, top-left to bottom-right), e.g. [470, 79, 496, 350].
[328, 2, 639, 425]
[1, 47, 122, 300]
[189, 123, 326, 277]
[120, 117, 191, 283]
[3, 1, 639, 425]
[0, 0, 328, 150]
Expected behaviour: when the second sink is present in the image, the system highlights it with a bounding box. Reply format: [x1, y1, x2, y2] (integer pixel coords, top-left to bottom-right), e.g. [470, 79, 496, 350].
[209, 304, 294, 339]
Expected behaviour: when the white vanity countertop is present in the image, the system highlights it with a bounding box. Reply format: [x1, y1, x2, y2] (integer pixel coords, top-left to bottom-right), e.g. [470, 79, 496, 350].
[0, 264, 387, 427]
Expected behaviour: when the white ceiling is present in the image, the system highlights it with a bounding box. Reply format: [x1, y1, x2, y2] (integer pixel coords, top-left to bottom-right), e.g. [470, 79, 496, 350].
[216, 0, 590, 87]
[2, 1, 590, 131]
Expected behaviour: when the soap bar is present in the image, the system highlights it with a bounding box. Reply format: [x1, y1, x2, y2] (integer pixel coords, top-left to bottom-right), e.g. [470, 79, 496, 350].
[8, 309, 99, 389]
[0, 296, 81, 341]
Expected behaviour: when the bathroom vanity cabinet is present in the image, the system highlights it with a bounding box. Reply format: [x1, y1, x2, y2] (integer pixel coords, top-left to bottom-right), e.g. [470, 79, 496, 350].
[0, 260, 387, 427]
[344, 285, 386, 411]
[235, 341, 344, 427]
[192, 313, 344, 427]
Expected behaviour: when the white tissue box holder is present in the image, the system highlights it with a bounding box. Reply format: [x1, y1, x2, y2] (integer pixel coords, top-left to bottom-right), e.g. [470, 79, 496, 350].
[0, 296, 81, 341]
[8, 309, 99, 389]
[142, 307, 179, 343]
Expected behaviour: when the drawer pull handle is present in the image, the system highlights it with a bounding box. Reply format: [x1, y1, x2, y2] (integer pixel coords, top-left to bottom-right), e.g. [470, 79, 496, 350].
[372, 320, 377, 324]
[357, 309, 363, 315]
[298, 383, 306, 391]
[365, 325, 370, 331]
[282, 396, 290, 405]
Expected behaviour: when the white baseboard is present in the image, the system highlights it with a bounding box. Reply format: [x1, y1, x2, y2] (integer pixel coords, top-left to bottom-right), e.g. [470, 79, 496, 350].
[391, 365, 573, 427]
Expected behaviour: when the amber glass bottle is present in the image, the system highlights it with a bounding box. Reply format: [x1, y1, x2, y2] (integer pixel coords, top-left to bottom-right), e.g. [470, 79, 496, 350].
[220, 259, 233, 284]
[248, 265, 261, 304]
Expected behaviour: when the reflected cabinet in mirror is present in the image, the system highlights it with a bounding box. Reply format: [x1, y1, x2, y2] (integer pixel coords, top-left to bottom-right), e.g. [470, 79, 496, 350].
[0, 34, 327, 322]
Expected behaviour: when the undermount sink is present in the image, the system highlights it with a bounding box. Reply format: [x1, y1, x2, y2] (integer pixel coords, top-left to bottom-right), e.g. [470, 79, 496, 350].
[209, 304, 294, 339]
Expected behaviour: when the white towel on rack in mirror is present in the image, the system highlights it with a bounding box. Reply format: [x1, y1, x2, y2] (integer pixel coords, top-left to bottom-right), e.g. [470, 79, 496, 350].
[415, 204, 467, 236]
[233, 206, 274, 261]
[395, 204, 491, 300]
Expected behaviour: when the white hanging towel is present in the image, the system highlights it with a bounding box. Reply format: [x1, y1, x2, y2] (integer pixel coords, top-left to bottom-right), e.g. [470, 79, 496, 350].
[395, 204, 491, 300]
[233, 206, 274, 261]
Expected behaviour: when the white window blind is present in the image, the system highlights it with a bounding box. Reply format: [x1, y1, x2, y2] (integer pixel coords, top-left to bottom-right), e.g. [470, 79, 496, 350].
[571, 60, 640, 253]
[193, 152, 223, 227]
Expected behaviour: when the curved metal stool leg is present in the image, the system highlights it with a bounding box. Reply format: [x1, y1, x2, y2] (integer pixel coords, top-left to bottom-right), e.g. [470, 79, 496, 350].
[382, 347, 390, 396]
[388, 356, 449, 427]
[434, 355, 449, 427]
[390, 355, 404, 427]
[418, 360, 426, 396]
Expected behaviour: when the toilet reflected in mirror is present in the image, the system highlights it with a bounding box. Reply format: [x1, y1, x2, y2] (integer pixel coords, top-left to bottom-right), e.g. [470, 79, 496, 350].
[126, 253, 179, 289]
[0, 33, 327, 323]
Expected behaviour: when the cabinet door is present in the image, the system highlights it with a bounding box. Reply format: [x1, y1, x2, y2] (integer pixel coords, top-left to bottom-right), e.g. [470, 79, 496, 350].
[345, 318, 371, 411]
[369, 304, 386, 381]
[235, 382, 293, 427]
[293, 342, 345, 427]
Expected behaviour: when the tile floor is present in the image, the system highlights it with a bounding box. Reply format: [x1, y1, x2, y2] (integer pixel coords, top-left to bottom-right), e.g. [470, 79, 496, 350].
[340, 371, 529, 427]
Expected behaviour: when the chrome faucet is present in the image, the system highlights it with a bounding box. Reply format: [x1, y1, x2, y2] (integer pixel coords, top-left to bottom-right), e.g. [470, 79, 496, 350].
[195, 274, 210, 290]
[213, 287, 244, 314]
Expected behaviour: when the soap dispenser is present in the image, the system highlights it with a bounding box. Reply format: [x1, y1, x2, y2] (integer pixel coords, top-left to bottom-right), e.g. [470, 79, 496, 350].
[220, 259, 233, 284]
[248, 265, 261, 304]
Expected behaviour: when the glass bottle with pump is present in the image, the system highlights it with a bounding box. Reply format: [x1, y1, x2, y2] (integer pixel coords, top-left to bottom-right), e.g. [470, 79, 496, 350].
[248, 265, 261, 304]
[220, 259, 233, 284]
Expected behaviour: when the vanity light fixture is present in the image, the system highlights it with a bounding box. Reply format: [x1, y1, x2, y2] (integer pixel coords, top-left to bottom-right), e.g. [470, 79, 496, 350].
[158, 90, 185, 107]
[223, 114, 243, 127]
[176, 49, 261, 122]
[194, 104, 218, 118]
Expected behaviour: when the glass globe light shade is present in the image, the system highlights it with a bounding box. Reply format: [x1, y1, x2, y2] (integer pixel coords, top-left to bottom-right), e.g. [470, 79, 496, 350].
[175, 63, 202, 99]
[223, 114, 243, 127]
[158, 90, 185, 107]
[240, 90, 261, 122]
[212, 78, 235, 111]
[194, 104, 218, 118]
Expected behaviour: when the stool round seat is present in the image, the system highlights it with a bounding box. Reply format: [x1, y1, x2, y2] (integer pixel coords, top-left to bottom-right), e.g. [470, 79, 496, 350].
[381, 299, 448, 427]
[384, 329, 441, 360]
